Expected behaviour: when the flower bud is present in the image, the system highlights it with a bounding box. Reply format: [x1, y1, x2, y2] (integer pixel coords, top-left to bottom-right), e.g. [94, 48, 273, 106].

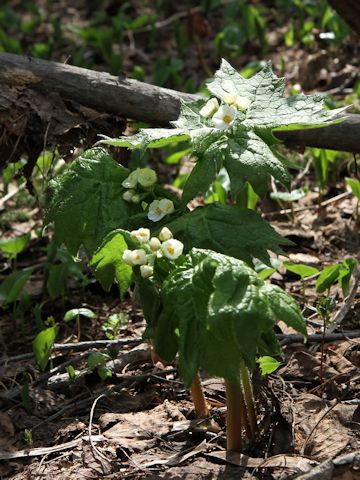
[122, 249, 134, 265]
[159, 227, 173, 241]
[140, 265, 154, 278]
[122, 189, 135, 202]
[122, 169, 139, 189]
[131, 193, 141, 204]
[199, 98, 219, 118]
[149, 237, 161, 251]
[137, 168, 157, 187]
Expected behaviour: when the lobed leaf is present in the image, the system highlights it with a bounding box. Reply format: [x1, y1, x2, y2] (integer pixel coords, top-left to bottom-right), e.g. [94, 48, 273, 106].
[166, 204, 292, 265]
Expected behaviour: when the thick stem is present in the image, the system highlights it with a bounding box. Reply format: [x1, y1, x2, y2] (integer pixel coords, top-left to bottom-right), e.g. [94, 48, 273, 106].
[240, 363, 257, 438]
[191, 373, 209, 418]
[225, 379, 243, 452]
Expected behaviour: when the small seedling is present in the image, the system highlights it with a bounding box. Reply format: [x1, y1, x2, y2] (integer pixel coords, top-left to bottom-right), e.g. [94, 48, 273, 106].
[32, 317, 59, 371]
[87, 352, 112, 381]
[64, 308, 96, 341]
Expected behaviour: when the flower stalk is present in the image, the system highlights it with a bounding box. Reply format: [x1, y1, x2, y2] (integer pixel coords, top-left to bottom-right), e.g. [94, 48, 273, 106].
[225, 379, 243, 452]
[240, 362, 257, 439]
[191, 373, 209, 418]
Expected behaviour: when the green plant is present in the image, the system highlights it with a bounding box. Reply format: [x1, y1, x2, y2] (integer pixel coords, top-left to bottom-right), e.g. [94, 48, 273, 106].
[283, 261, 319, 303]
[45, 60, 343, 451]
[316, 258, 356, 297]
[32, 318, 59, 371]
[64, 307, 96, 341]
[345, 177, 360, 221]
[88, 352, 112, 380]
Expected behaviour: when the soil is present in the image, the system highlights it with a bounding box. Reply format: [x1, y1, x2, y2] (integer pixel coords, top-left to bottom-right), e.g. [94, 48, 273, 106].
[1, 1, 360, 479]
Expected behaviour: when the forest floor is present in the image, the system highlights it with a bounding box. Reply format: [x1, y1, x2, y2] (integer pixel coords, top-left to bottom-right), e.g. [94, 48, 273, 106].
[1, 1, 360, 479]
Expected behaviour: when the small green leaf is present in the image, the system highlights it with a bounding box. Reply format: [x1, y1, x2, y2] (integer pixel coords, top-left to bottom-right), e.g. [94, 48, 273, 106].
[97, 366, 113, 380]
[64, 308, 96, 322]
[270, 188, 308, 203]
[88, 352, 109, 369]
[316, 264, 341, 293]
[0, 234, 30, 259]
[0, 268, 33, 305]
[32, 325, 59, 371]
[283, 262, 319, 280]
[346, 177, 360, 201]
[89, 231, 132, 296]
[257, 356, 281, 376]
[338, 258, 356, 296]
[67, 365, 76, 382]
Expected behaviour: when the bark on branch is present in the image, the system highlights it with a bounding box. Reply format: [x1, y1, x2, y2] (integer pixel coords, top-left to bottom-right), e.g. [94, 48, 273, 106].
[1, 52, 359, 153]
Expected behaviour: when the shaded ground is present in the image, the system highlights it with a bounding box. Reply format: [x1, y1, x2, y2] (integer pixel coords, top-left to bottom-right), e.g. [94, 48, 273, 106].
[1, 1, 360, 479]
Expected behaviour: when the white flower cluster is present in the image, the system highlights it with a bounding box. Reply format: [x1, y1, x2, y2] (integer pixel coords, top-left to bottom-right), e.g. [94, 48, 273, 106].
[199, 92, 251, 130]
[122, 168, 157, 204]
[122, 227, 184, 278]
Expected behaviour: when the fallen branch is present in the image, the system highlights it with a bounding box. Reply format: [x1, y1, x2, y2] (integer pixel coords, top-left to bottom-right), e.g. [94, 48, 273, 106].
[1, 53, 360, 152]
[279, 330, 360, 346]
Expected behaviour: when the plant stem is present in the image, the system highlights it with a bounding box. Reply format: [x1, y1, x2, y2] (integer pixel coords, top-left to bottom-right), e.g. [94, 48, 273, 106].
[225, 379, 243, 452]
[191, 373, 209, 418]
[240, 362, 257, 438]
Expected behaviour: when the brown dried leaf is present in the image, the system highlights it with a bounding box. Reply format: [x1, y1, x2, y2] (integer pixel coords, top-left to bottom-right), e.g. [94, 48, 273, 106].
[102, 400, 189, 452]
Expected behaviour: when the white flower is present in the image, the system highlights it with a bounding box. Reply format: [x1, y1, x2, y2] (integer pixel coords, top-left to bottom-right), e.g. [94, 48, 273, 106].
[122, 189, 135, 202]
[137, 168, 157, 187]
[199, 98, 219, 118]
[161, 239, 184, 260]
[223, 93, 251, 111]
[234, 96, 251, 112]
[131, 228, 150, 243]
[122, 169, 139, 189]
[149, 237, 161, 251]
[122, 249, 134, 265]
[129, 249, 148, 265]
[212, 104, 237, 130]
[159, 227, 173, 241]
[140, 265, 154, 278]
[147, 198, 175, 222]
[131, 193, 141, 204]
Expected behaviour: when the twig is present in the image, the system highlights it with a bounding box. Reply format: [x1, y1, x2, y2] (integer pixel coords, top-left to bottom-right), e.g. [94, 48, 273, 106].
[88, 393, 110, 465]
[0, 337, 143, 366]
[52, 338, 143, 352]
[264, 191, 352, 218]
[0, 435, 106, 460]
[278, 330, 360, 346]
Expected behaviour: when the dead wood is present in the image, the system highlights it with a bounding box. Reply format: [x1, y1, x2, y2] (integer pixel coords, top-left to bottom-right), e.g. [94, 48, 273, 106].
[1, 52, 360, 164]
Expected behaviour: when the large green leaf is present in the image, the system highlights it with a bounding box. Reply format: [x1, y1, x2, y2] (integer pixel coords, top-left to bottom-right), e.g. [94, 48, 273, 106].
[155, 248, 305, 386]
[89, 231, 132, 296]
[45, 148, 132, 256]
[208, 60, 346, 130]
[165, 204, 292, 265]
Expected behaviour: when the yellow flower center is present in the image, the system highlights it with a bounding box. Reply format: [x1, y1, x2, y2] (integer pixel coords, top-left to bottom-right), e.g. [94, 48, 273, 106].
[155, 207, 162, 214]
[167, 247, 175, 255]
[223, 115, 232, 124]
